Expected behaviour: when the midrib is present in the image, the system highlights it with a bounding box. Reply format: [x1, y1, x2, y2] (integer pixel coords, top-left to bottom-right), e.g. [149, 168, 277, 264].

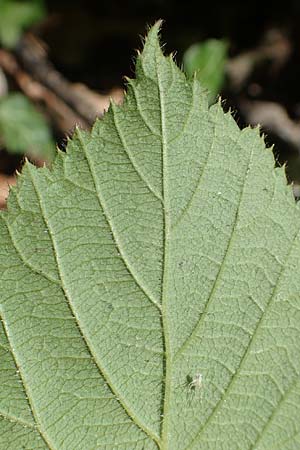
[157, 58, 172, 450]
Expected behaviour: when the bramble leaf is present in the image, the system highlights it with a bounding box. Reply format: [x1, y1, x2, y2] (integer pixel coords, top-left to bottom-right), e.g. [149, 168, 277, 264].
[1, 23, 300, 450]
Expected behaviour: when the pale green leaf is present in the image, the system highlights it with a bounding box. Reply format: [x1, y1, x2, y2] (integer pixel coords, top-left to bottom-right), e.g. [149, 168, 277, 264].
[1, 23, 300, 450]
[183, 39, 228, 103]
[0, 0, 45, 48]
[0, 93, 55, 162]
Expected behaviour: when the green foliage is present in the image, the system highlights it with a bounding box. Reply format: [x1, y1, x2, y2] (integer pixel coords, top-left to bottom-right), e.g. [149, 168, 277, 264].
[183, 39, 228, 103]
[0, 0, 45, 48]
[0, 23, 300, 449]
[0, 92, 55, 161]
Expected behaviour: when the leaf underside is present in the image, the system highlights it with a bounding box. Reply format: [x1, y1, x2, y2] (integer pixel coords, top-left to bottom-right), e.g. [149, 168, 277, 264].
[1, 23, 300, 450]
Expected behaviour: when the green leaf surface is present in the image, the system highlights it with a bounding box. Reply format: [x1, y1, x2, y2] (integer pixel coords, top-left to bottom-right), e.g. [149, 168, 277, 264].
[1, 23, 300, 450]
[0, 93, 55, 161]
[183, 39, 228, 103]
[0, 0, 45, 48]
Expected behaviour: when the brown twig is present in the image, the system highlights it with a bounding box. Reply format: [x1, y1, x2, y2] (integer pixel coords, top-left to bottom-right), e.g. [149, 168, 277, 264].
[15, 33, 123, 123]
[239, 99, 300, 152]
[16, 34, 93, 121]
[0, 34, 123, 135]
[0, 48, 88, 133]
[226, 29, 291, 91]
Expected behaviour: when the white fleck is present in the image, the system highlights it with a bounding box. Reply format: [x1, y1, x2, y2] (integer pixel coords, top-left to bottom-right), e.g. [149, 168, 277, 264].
[188, 373, 203, 391]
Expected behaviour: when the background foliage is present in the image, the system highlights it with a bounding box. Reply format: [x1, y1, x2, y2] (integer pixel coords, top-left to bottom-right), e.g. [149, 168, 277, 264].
[1, 0, 300, 207]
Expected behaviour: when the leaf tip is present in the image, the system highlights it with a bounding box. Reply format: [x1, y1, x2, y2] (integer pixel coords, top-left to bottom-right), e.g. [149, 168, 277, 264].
[149, 19, 164, 34]
[22, 157, 35, 172]
[143, 19, 164, 51]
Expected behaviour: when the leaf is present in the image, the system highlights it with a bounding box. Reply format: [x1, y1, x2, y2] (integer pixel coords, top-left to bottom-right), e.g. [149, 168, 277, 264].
[183, 39, 228, 103]
[1, 22, 300, 449]
[0, 93, 55, 162]
[0, 0, 45, 48]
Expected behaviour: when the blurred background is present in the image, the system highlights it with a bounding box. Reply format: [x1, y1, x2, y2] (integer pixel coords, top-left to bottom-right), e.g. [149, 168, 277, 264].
[1, 0, 300, 207]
